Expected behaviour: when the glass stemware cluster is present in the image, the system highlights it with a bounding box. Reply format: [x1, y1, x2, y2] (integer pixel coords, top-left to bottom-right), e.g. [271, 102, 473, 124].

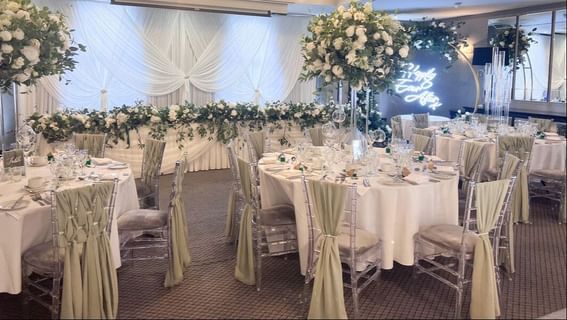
[49, 144, 90, 184]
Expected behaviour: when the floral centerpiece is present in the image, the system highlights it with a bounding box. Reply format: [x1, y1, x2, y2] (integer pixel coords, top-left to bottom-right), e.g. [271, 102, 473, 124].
[0, 0, 85, 90]
[406, 18, 468, 67]
[489, 27, 537, 65]
[300, 0, 411, 92]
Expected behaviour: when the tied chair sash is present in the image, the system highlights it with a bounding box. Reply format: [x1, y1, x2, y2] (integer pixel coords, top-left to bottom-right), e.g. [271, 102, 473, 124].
[497, 136, 534, 223]
[411, 134, 431, 154]
[234, 158, 255, 285]
[529, 117, 554, 132]
[248, 132, 265, 160]
[224, 189, 236, 238]
[75, 134, 105, 158]
[470, 179, 510, 319]
[56, 183, 118, 319]
[165, 160, 191, 287]
[499, 155, 521, 274]
[413, 113, 429, 129]
[142, 139, 166, 188]
[307, 180, 348, 320]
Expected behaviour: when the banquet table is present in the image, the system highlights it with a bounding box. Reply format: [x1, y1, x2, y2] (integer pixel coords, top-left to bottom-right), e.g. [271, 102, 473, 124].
[435, 133, 567, 173]
[258, 148, 459, 274]
[0, 160, 139, 294]
[400, 114, 450, 140]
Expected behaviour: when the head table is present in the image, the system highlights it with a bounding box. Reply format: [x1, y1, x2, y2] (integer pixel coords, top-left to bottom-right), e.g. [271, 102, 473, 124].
[0, 160, 139, 294]
[257, 147, 459, 275]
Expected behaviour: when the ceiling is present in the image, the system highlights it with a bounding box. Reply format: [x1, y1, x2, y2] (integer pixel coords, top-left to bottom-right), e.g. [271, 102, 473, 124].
[288, 0, 567, 19]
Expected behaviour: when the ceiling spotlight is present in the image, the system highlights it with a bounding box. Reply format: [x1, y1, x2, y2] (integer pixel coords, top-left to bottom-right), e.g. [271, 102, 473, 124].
[454, 2, 462, 8]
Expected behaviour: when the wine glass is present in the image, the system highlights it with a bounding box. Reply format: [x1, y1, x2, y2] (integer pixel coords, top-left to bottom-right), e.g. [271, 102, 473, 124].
[332, 105, 346, 124]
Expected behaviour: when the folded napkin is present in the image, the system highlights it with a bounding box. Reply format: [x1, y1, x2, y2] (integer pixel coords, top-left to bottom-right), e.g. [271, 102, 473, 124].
[100, 173, 120, 181]
[91, 157, 112, 165]
[262, 152, 279, 157]
[435, 166, 455, 173]
[277, 170, 304, 180]
[403, 173, 429, 185]
[260, 158, 278, 165]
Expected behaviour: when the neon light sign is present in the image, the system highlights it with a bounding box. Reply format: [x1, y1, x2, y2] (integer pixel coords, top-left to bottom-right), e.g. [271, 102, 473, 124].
[395, 63, 442, 110]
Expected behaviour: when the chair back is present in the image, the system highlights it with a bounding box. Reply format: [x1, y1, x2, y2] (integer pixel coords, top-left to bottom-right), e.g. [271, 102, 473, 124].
[309, 127, 324, 146]
[301, 176, 357, 281]
[226, 140, 243, 195]
[528, 117, 554, 132]
[495, 135, 534, 169]
[141, 138, 166, 190]
[73, 133, 106, 158]
[412, 128, 434, 137]
[246, 131, 265, 163]
[410, 134, 432, 155]
[51, 179, 119, 318]
[390, 116, 402, 140]
[413, 113, 429, 129]
[459, 141, 488, 183]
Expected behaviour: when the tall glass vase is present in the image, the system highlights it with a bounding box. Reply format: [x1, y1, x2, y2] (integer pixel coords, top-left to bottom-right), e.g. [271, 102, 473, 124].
[342, 86, 368, 162]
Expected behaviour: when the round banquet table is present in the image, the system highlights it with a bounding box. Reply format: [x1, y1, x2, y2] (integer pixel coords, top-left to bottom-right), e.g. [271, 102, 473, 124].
[258, 148, 459, 275]
[435, 134, 566, 173]
[400, 114, 450, 140]
[0, 160, 139, 294]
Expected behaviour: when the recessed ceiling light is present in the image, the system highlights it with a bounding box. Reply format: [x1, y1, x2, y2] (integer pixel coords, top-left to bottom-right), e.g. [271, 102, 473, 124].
[454, 2, 462, 8]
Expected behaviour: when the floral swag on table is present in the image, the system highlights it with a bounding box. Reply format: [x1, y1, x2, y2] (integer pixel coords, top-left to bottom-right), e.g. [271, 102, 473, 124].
[26, 101, 391, 148]
[300, 0, 411, 92]
[0, 0, 85, 90]
[406, 18, 468, 67]
[489, 26, 537, 65]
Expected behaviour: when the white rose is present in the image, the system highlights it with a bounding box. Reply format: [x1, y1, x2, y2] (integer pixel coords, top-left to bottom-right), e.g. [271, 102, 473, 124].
[294, 112, 302, 118]
[0, 19, 11, 28]
[355, 27, 366, 37]
[168, 110, 177, 121]
[29, 38, 40, 48]
[85, 122, 91, 129]
[352, 40, 365, 50]
[231, 110, 238, 117]
[170, 104, 180, 112]
[20, 46, 40, 65]
[16, 10, 30, 20]
[313, 26, 323, 35]
[228, 102, 236, 109]
[381, 31, 390, 42]
[346, 50, 357, 65]
[333, 37, 344, 50]
[398, 46, 409, 58]
[358, 34, 367, 44]
[116, 112, 128, 125]
[439, 22, 446, 28]
[504, 31, 509, 35]
[332, 65, 344, 78]
[337, 5, 345, 13]
[346, 25, 355, 37]
[499, 41, 505, 47]
[12, 28, 24, 40]
[217, 103, 225, 110]
[1, 44, 13, 54]
[363, 2, 372, 13]
[6, 1, 20, 11]
[11, 57, 24, 69]
[373, 32, 380, 40]
[150, 115, 161, 123]
[343, 12, 352, 20]
[0, 30, 12, 41]
[312, 109, 321, 116]
[48, 14, 60, 23]
[317, 45, 326, 56]
[385, 47, 394, 55]
[354, 12, 365, 21]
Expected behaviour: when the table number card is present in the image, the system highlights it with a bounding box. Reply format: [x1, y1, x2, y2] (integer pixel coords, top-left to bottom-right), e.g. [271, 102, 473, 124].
[3, 149, 25, 168]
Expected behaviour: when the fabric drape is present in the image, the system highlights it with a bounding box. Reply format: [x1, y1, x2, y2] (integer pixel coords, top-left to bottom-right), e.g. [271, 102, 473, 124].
[164, 160, 191, 287]
[141, 139, 166, 189]
[248, 132, 265, 161]
[412, 113, 429, 129]
[462, 141, 486, 180]
[498, 154, 521, 274]
[470, 179, 510, 319]
[497, 136, 534, 223]
[56, 182, 118, 319]
[309, 127, 324, 146]
[410, 134, 431, 154]
[234, 158, 255, 285]
[74, 133, 106, 158]
[307, 180, 348, 320]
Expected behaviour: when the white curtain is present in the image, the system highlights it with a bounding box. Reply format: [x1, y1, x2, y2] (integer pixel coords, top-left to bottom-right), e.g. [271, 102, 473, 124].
[19, 0, 315, 121]
[551, 34, 566, 101]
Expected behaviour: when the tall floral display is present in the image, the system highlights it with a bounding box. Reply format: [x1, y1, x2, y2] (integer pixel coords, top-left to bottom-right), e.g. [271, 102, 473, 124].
[300, 0, 410, 159]
[0, 0, 85, 90]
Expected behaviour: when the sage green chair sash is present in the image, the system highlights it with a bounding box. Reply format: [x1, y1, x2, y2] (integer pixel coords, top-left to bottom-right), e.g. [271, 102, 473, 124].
[390, 116, 402, 140]
[234, 158, 255, 285]
[309, 128, 324, 146]
[413, 113, 429, 129]
[528, 117, 554, 132]
[56, 182, 118, 319]
[412, 128, 434, 137]
[497, 136, 534, 223]
[141, 139, 166, 189]
[248, 131, 265, 160]
[470, 179, 510, 319]
[225, 189, 237, 239]
[498, 154, 521, 274]
[74, 133, 106, 158]
[307, 180, 348, 320]
[164, 160, 191, 287]
[462, 141, 486, 180]
[411, 134, 431, 154]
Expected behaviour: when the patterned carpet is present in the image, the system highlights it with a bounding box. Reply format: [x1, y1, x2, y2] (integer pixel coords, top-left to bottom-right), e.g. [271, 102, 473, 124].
[0, 169, 565, 319]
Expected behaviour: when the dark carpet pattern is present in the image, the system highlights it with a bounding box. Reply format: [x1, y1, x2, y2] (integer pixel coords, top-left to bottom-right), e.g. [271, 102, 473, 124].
[0, 170, 565, 319]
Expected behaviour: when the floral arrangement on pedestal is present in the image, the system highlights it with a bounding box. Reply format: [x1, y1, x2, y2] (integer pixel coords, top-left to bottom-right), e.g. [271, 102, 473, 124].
[406, 18, 468, 67]
[0, 0, 85, 90]
[489, 27, 537, 65]
[25, 101, 338, 147]
[300, 0, 411, 92]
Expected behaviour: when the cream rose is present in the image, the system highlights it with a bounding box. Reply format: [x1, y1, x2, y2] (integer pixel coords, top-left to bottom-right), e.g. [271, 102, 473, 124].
[6, 1, 20, 11]
[1, 44, 13, 54]
[0, 31, 12, 41]
[332, 65, 344, 78]
[12, 28, 24, 40]
[346, 25, 355, 37]
[385, 47, 394, 55]
[333, 37, 344, 50]
[21, 46, 40, 65]
[398, 45, 409, 58]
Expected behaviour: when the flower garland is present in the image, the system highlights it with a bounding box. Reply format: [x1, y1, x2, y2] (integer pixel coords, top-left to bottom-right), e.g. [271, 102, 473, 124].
[0, 0, 85, 90]
[489, 27, 537, 65]
[26, 101, 390, 147]
[406, 18, 468, 67]
[300, 0, 411, 91]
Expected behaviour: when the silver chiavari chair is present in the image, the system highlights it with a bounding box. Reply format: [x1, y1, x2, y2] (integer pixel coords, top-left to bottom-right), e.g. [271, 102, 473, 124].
[136, 138, 166, 209]
[226, 140, 244, 245]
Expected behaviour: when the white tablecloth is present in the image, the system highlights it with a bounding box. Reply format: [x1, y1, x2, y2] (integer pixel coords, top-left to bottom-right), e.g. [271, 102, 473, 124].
[435, 135, 566, 173]
[0, 162, 138, 294]
[400, 114, 450, 140]
[258, 151, 459, 274]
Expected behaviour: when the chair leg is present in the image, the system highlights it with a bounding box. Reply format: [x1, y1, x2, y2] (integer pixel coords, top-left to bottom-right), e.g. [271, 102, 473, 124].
[51, 277, 61, 320]
[255, 233, 262, 292]
[351, 270, 359, 319]
[455, 284, 463, 319]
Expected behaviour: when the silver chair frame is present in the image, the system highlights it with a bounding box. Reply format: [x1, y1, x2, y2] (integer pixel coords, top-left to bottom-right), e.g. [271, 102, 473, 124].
[414, 177, 516, 319]
[301, 176, 381, 318]
[226, 140, 245, 244]
[22, 179, 118, 319]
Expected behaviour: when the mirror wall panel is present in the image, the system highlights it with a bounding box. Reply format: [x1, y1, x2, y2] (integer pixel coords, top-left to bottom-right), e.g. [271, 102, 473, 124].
[551, 9, 566, 103]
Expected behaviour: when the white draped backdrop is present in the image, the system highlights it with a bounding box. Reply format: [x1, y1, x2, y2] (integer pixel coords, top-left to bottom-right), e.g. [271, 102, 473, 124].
[17, 0, 317, 123]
